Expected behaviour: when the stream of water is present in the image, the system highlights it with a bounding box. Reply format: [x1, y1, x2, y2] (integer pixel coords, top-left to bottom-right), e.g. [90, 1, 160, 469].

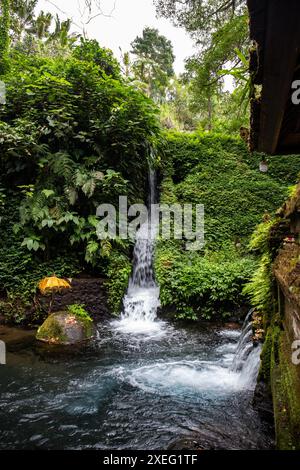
[0, 171, 273, 450]
[0, 321, 272, 449]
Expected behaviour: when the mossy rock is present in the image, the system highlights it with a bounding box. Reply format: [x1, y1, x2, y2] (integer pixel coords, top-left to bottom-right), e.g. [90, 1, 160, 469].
[36, 311, 94, 345]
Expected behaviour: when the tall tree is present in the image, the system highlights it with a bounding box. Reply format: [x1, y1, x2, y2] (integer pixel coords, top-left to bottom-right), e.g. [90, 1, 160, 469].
[30, 11, 53, 40]
[0, 0, 10, 75]
[10, 0, 37, 43]
[8, 1, 78, 53]
[154, 0, 245, 44]
[131, 27, 175, 102]
[185, 12, 249, 128]
[155, 0, 249, 131]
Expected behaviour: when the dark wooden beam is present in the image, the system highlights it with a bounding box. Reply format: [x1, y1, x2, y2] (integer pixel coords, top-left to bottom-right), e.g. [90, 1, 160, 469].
[259, 0, 300, 154]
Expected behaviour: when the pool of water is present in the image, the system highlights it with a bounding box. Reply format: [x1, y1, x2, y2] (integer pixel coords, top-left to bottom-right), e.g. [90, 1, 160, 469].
[0, 320, 273, 450]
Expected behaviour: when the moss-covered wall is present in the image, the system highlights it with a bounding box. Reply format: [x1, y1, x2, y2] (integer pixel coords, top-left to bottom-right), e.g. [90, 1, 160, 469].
[271, 329, 300, 449]
[258, 186, 300, 449]
[155, 131, 298, 321]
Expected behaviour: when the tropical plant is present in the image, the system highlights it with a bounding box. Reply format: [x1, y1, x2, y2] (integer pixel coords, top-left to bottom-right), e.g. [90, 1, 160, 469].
[131, 27, 175, 102]
[67, 303, 92, 322]
[155, 1, 249, 131]
[0, 0, 10, 75]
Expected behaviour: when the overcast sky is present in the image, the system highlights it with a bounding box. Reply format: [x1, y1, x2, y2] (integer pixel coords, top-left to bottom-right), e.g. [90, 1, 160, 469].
[37, 0, 196, 74]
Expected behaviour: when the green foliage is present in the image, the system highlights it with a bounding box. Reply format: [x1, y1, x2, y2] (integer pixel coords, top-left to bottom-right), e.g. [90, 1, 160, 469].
[243, 254, 273, 314]
[67, 303, 92, 322]
[0, 196, 80, 288]
[131, 27, 175, 102]
[0, 0, 10, 75]
[248, 219, 277, 253]
[160, 79, 197, 130]
[0, 40, 160, 323]
[105, 250, 131, 315]
[155, 241, 256, 320]
[154, 0, 244, 44]
[242, 152, 300, 185]
[0, 49, 159, 262]
[155, 132, 296, 320]
[160, 132, 288, 248]
[156, 1, 249, 132]
[73, 38, 121, 79]
[9, 0, 77, 52]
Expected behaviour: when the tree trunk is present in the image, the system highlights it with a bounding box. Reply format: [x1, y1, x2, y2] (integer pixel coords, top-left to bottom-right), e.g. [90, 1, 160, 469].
[207, 94, 213, 131]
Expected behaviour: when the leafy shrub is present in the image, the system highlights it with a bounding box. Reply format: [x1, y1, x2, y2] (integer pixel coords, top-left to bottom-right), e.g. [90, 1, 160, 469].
[243, 254, 273, 314]
[73, 38, 121, 79]
[0, 43, 161, 321]
[105, 250, 132, 315]
[155, 131, 298, 320]
[0, 49, 160, 264]
[67, 304, 92, 322]
[155, 241, 256, 320]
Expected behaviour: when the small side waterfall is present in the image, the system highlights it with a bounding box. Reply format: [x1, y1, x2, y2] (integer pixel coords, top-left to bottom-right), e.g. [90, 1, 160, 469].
[232, 310, 262, 389]
[115, 169, 161, 334]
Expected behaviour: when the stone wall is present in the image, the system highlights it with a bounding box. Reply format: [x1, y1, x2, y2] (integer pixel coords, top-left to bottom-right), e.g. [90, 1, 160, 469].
[259, 191, 300, 449]
[272, 250, 300, 448]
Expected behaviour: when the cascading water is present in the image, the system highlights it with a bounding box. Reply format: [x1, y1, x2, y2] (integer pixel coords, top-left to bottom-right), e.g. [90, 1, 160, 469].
[113, 168, 261, 388]
[113, 169, 162, 335]
[231, 309, 262, 389]
[0, 310, 271, 449]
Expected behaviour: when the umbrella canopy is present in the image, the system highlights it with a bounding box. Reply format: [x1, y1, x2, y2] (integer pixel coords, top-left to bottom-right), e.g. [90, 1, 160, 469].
[38, 276, 71, 295]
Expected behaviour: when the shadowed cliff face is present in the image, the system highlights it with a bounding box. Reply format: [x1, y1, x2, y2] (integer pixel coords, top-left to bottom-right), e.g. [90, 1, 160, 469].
[33, 277, 110, 322]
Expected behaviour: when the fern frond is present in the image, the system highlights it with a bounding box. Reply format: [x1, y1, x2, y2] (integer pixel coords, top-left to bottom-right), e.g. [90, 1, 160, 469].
[47, 152, 75, 181]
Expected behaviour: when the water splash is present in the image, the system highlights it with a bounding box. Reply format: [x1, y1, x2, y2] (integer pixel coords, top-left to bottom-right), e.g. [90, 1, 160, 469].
[114, 311, 262, 394]
[113, 169, 162, 336]
[231, 310, 262, 389]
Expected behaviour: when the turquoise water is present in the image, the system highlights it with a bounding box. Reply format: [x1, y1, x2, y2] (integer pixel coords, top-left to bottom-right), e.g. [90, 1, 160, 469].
[0, 320, 273, 450]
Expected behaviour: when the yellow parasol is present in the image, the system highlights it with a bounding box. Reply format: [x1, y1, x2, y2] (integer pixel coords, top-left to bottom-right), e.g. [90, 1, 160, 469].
[39, 276, 71, 295]
[38, 276, 71, 313]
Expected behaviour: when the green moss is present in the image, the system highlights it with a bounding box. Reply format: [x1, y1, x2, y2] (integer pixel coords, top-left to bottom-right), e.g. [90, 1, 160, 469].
[105, 250, 131, 315]
[272, 332, 300, 449]
[80, 315, 94, 338]
[260, 316, 300, 449]
[67, 304, 92, 322]
[36, 311, 94, 343]
[36, 313, 67, 343]
[259, 323, 281, 384]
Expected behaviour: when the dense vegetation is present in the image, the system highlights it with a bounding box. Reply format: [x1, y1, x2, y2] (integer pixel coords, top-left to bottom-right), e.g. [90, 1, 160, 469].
[0, 32, 160, 323]
[1, 0, 299, 327]
[155, 132, 300, 320]
[154, 0, 250, 132]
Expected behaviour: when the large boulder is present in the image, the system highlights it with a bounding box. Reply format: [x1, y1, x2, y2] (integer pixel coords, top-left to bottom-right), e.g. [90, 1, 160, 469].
[36, 311, 94, 345]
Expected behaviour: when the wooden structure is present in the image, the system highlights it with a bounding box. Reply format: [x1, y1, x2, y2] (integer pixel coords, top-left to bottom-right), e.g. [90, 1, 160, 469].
[248, 0, 300, 154]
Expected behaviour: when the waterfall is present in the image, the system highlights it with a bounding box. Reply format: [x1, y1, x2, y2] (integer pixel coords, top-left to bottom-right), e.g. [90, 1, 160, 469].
[114, 169, 162, 334]
[232, 309, 262, 389]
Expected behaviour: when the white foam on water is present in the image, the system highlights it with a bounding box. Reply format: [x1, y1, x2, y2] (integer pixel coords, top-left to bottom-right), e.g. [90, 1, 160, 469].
[218, 329, 241, 339]
[112, 169, 164, 337]
[111, 313, 262, 396]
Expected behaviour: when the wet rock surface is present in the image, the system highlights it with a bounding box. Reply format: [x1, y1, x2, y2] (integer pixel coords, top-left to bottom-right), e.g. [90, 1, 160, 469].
[36, 311, 94, 345]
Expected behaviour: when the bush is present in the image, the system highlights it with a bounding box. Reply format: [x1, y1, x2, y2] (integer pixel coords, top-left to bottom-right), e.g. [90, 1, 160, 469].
[105, 250, 132, 315]
[0, 44, 160, 322]
[67, 304, 92, 322]
[155, 132, 298, 320]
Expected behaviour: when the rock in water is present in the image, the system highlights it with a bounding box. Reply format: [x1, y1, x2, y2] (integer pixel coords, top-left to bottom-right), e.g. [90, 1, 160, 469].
[36, 311, 94, 345]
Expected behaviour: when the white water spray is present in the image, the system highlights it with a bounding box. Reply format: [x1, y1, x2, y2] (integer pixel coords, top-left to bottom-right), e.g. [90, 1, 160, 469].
[115, 310, 262, 393]
[231, 310, 262, 389]
[113, 170, 162, 335]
